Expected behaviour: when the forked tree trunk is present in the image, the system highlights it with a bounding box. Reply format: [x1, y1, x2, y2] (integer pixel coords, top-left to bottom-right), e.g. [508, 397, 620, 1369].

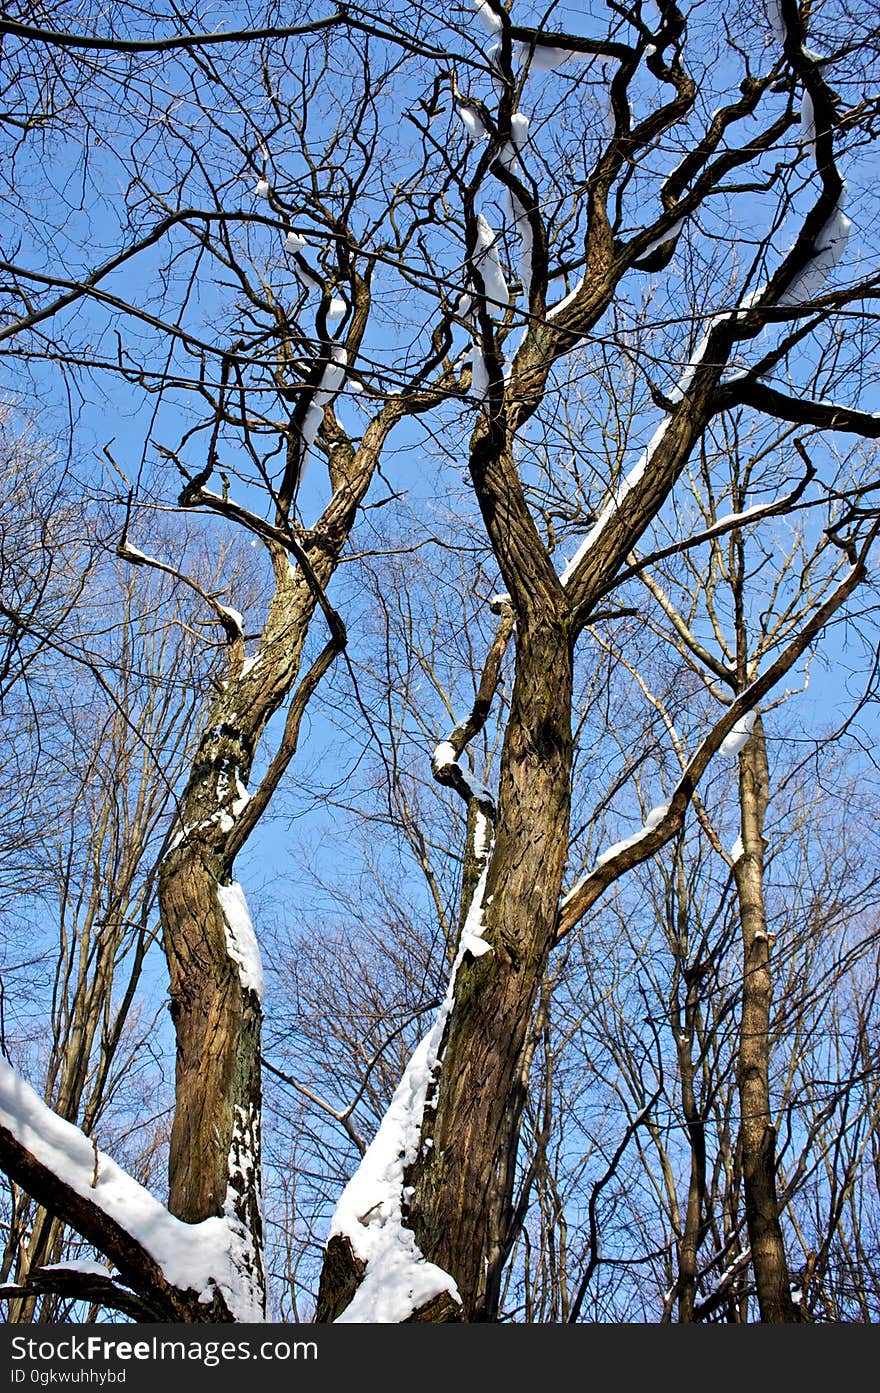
[317, 618, 574, 1322]
[156, 561, 323, 1310]
[733, 715, 803, 1322]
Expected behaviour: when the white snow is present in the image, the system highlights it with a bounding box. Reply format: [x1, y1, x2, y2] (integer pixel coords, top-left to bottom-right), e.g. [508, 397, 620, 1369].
[472, 215, 510, 314]
[596, 831, 644, 866]
[215, 768, 250, 833]
[510, 112, 530, 150]
[766, 0, 786, 42]
[119, 541, 151, 563]
[705, 503, 771, 534]
[560, 415, 668, 584]
[217, 881, 264, 999]
[634, 218, 684, 264]
[495, 136, 533, 305]
[800, 89, 816, 158]
[457, 102, 489, 143]
[778, 203, 852, 307]
[514, 41, 588, 71]
[595, 802, 668, 867]
[558, 292, 763, 587]
[328, 867, 496, 1323]
[473, 808, 492, 860]
[294, 260, 322, 292]
[0, 1056, 264, 1321]
[254, 179, 270, 199]
[432, 740, 457, 770]
[731, 835, 745, 862]
[432, 737, 494, 805]
[469, 341, 490, 401]
[39, 1260, 113, 1277]
[668, 312, 727, 403]
[547, 274, 585, 320]
[720, 710, 756, 757]
[217, 604, 243, 634]
[285, 230, 306, 251]
[300, 346, 348, 463]
[458, 871, 493, 959]
[472, 0, 502, 33]
[327, 297, 346, 321]
[517, 213, 534, 305]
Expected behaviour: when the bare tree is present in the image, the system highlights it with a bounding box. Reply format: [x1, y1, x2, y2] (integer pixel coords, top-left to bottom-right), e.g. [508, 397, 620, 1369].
[0, 0, 878, 1324]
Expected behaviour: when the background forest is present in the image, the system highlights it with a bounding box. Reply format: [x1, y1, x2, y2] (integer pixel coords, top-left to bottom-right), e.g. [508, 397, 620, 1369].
[1, 0, 880, 1323]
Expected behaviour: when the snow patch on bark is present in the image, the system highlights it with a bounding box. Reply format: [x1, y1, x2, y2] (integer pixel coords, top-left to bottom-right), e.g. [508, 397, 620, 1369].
[327, 863, 495, 1321]
[217, 881, 264, 1000]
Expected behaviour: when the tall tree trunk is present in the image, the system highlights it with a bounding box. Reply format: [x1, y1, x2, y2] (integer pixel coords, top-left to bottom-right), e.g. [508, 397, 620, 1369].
[406, 619, 574, 1320]
[156, 562, 320, 1309]
[315, 619, 573, 1323]
[733, 715, 803, 1322]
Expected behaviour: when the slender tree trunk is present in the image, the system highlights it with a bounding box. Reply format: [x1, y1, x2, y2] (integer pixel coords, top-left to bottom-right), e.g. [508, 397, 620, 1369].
[676, 1024, 707, 1322]
[733, 715, 803, 1322]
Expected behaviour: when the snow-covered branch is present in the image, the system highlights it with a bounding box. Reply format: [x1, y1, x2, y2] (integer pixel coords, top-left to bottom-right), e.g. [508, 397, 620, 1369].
[557, 530, 878, 940]
[0, 1056, 264, 1321]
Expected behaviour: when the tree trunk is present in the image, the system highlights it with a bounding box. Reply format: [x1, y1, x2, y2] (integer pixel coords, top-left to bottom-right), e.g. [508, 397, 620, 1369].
[160, 844, 263, 1239]
[733, 715, 803, 1322]
[676, 1014, 707, 1321]
[156, 568, 318, 1307]
[315, 619, 573, 1323]
[406, 620, 574, 1320]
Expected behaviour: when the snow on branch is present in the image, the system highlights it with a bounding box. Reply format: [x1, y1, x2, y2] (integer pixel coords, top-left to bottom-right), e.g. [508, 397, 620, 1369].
[298, 345, 348, 473]
[326, 861, 496, 1321]
[0, 1055, 264, 1321]
[457, 100, 490, 143]
[471, 0, 503, 34]
[432, 739, 495, 812]
[495, 123, 534, 306]
[557, 535, 876, 941]
[218, 881, 264, 1000]
[719, 711, 755, 758]
[471, 215, 510, 317]
[777, 201, 852, 307]
[766, 0, 787, 44]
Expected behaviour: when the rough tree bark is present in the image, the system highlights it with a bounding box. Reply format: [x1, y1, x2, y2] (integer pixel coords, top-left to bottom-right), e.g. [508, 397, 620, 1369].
[733, 716, 804, 1322]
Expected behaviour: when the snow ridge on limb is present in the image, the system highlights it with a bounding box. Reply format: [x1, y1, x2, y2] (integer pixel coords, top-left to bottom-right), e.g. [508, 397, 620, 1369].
[432, 738, 494, 811]
[557, 532, 878, 941]
[0, 1056, 265, 1321]
[472, 215, 510, 316]
[557, 288, 735, 590]
[217, 881, 264, 999]
[324, 862, 494, 1322]
[757, 2, 851, 311]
